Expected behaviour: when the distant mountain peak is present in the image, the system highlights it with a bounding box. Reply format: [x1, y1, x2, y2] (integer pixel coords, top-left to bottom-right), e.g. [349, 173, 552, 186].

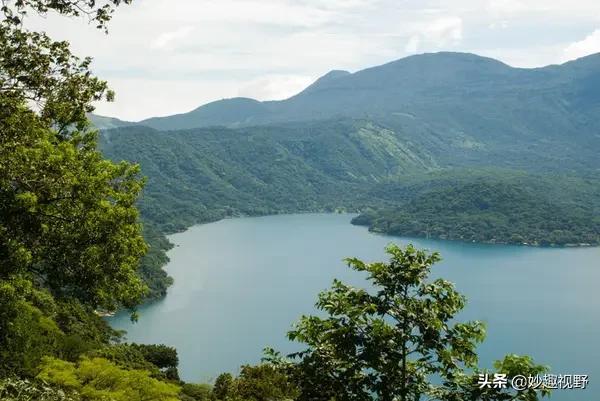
[320, 69, 352, 80]
[97, 51, 600, 132]
[300, 69, 352, 94]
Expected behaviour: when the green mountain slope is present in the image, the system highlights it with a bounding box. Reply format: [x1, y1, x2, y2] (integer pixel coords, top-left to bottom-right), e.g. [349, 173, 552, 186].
[124, 52, 600, 173]
[100, 119, 436, 232]
[88, 113, 135, 129]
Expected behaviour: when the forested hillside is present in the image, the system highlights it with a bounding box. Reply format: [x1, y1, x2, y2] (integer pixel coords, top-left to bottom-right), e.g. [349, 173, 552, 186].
[95, 52, 600, 173]
[100, 119, 435, 232]
[101, 116, 600, 249]
[352, 172, 600, 246]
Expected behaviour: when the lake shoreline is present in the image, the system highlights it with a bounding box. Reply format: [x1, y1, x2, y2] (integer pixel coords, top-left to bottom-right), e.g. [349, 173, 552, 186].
[109, 213, 600, 400]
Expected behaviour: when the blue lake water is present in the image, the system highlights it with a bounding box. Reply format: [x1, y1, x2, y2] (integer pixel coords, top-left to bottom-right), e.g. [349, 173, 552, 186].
[109, 214, 600, 399]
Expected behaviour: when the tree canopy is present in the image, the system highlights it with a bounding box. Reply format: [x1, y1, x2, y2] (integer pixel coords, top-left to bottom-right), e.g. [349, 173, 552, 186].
[269, 244, 551, 401]
[0, 0, 150, 380]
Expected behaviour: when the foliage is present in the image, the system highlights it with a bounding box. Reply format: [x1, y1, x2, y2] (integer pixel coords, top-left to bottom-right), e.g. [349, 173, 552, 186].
[1, 0, 131, 31]
[270, 244, 549, 401]
[138, 224, 174, 300]
[53, 299, 121, 357]
[37, 356, 181, 401]
[90, 344, 161, 373]
[231, 364, 298, 401]
[213, 373, 233, 401]
[133, 344, 179, 370]
[0, 0, 154, 382]
[433, 354, 551, 401]
[0, 98, 148, 310]
[181, 383, 212, 401]
[0, 278, 63, 376]
[354, 174, 600, 246]
[211, 366, 297, 401]
[0, 377, 81, 401]
[100, 120, 432, 233]
[0, 275, 123, 377]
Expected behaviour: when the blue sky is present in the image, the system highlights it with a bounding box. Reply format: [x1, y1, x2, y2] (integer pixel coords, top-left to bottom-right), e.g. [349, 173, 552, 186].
[30, 0, 600, 120]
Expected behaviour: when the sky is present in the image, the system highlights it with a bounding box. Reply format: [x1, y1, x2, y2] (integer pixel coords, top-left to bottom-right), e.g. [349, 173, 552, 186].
[28, 0, 600, 121]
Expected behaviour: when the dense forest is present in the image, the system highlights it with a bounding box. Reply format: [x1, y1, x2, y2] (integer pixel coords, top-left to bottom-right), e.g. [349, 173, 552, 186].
[99, 120, 433, 232]
[353, 176, 600, 246]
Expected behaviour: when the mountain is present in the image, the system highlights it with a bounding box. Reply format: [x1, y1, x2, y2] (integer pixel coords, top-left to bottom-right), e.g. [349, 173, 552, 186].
[98, 51, 600, 244]
[135, 52, 600, 129]
[140, 98, 271, 131]
[88, 113, 135, 129]
[120, 52, 600, 173]
[100, 119, 435, 232]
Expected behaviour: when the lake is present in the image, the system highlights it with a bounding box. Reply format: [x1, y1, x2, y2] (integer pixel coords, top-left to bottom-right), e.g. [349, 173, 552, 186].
[109, 214, 600, 399]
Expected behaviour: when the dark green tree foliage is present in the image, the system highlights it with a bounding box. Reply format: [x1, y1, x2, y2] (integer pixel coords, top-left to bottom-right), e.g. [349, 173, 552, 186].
[90, 343, 181, 381]
[0, 278, 63, 376]
[139, 224, 175, 299]
[211, 366, 298, 401]
[1, 0, 146, 309]
[213, 373, 233, 401]
[134, 344, 179, 371]
[275, 245, 549, 401]
[0, 277, 120, 376]
[354, 179, 600, 246]
[91, 344, 163, 373]
[100, 120, 434, 233]
[181, 383, 212, 401]
[232, 365, 298, 401]
[0, 0, 154, 379]
[0, 99, 148, 310]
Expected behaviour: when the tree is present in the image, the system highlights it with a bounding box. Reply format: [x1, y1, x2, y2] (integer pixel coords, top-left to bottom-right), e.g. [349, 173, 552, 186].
[0, 98, 148, 311]
[181, 383, 213, 401]
[133, 344, 180, 371]
[37, 356, 181, 401]
[1, 0, 132, 131]
[0, 0, 147, 377]
[1, 0, 132, 30]
[232, 364, 298, 401]
[0, 0, 146, 312]
[0, 377, 81, 401]
[274, 244, 550, 401]
[213, 373, 233, 401]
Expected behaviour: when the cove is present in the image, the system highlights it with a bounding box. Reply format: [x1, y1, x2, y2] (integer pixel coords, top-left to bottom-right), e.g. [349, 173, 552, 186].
[108, 214, 600, 400]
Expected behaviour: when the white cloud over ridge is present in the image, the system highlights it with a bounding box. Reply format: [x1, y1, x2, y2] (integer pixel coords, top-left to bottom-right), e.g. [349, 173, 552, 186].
[25, 0, 600, 120]
[562, 29, 600, 62]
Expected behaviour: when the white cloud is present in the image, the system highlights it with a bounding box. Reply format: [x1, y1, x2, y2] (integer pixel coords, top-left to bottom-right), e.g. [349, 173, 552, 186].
[488, 20, 509, 30]
[562, 29, 600, 62]
[153, 26, 195, 49]
[405, 36, 421, 53]
[404, 16, 463, 54]
[238, 75, 315, 100]
[487, 0, 526, 16]
[425, 16, 463, 46]
[23, 0, 600, 120]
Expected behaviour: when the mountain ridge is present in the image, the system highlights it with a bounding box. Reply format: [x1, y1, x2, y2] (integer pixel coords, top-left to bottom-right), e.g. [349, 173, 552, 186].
[91, 51, 600, 131]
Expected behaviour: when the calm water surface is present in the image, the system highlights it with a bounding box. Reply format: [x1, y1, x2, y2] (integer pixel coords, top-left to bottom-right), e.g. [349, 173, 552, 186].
[109, 214, 600, 399]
